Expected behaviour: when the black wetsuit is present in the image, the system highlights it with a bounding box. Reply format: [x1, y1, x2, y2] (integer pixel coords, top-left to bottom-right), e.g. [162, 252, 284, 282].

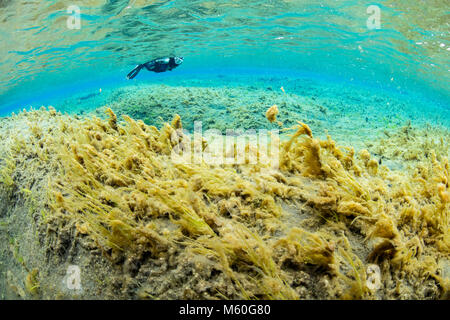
[127, 56, 183, 80]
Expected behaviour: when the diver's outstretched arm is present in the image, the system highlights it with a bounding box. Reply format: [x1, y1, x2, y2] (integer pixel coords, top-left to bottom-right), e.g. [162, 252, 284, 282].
[127, 64, 144, 80]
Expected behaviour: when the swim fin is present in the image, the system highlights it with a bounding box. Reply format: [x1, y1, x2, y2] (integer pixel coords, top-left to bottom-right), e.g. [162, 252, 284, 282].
[127, 64, 144, 80]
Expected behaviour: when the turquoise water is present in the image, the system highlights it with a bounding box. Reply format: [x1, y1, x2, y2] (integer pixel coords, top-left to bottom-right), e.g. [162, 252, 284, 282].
[0, 0, 448, 121]
[1, 1, 450, 301]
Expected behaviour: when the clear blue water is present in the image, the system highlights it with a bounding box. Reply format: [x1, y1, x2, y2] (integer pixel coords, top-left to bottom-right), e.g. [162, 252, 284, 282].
[0, 0, 448, 121]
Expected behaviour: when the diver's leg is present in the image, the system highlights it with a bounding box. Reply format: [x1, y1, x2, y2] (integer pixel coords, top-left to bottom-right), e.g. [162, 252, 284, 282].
[127, 64, 144, 80]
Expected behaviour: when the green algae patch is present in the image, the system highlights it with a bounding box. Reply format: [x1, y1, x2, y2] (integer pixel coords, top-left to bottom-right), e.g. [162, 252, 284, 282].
[368, 122, 449, 163]
[0, 107, 448, 299]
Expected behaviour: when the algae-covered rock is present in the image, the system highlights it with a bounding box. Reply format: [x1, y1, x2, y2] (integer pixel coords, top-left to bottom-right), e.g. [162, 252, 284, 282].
[0, 107, 448, 300]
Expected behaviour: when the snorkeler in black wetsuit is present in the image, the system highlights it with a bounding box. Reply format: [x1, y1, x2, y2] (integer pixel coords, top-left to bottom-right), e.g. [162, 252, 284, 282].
[126, 56, 184, 79]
